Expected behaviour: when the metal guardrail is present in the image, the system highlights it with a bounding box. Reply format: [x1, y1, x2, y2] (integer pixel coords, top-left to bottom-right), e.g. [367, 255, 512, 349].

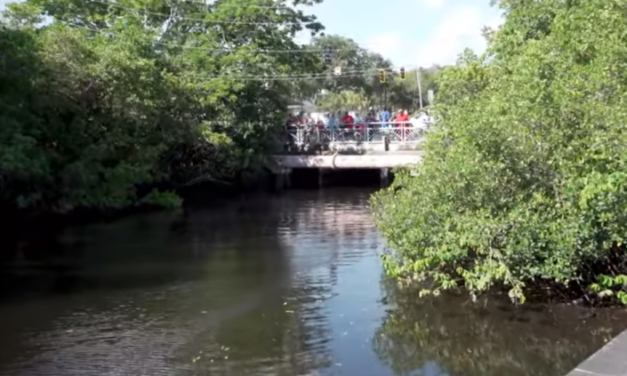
[281, 122, 429, 146]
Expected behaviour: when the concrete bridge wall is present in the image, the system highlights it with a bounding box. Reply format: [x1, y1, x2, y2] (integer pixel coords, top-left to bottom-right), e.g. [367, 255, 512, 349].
[273, 153, 423, 169]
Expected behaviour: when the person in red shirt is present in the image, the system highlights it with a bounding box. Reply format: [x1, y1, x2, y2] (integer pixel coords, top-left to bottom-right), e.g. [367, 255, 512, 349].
[316, 118, 325, 130]
[394, 110, 409, 126]
[400, 110, 409, 124]
[394, 110, 404, 130]
[341, 112, 354, 129]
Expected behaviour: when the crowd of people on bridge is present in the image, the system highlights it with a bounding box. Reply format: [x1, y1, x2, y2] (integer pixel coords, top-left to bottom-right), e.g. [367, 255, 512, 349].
[285, 108, 433, 130]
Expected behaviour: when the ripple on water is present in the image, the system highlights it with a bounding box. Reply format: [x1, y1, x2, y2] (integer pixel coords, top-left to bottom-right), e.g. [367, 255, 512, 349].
[0, 189, 382, 376]
[2, 189, 623, 376]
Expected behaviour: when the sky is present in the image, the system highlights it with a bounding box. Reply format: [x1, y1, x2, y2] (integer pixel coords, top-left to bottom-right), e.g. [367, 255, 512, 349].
[0, 0, 504, 68]
[297, 0, 504, 68]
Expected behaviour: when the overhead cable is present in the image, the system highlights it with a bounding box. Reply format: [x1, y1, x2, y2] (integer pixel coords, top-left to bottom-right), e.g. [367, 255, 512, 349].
[188, 66, 420, 80]
[70, 24, 388, 54]
[87, 0, 313, 25]
[155, 0, 304, 10]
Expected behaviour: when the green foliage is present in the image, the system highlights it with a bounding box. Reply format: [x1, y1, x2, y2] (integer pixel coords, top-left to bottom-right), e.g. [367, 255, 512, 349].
[387, 67, 439, 109]
[372, 0, 627, 303]
[590, 274, 627, 305]
[0, 0, 323, 212]
[316, 90, 371, 112]
[288, 34, 439, 111]
[310, 35, 392, 98]
[139, 190, 182, 209]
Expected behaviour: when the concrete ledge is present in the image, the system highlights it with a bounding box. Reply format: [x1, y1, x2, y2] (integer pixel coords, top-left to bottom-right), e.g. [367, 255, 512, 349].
[273, 153, 423, 169]
[328, 143, 422, 153]
[565, 329, 627, 376]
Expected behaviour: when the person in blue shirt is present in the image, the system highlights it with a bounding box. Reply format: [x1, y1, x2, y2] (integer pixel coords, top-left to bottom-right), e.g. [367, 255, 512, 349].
[379, 107, 391, 128]
[326, 112, 338, 129]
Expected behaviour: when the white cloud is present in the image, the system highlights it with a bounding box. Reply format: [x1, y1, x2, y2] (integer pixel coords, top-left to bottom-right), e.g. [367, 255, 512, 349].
[408, 6, 503, 67]
[415, 8, 483, 66]
[366, 33, 403, 59]
[419, 0, 444, 8]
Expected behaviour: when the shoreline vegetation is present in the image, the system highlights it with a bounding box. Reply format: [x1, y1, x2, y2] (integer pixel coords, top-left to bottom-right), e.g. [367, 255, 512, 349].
[372, 0, 627, 306]
[0, 0, 432, 221]
[5, 0, 627, 307]
[0, 0, 310, 247]
[0, 0, 323, 225]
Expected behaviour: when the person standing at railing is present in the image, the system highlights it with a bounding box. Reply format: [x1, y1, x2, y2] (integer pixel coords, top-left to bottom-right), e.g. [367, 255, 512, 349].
[353, 112, 367, 140]
[303, 112, 313, 127]
[414, 111, 431, 129]
[394, 110, 406, 125]
[365, 111, 377, 128]
[283, 112, 301, 150]
[316, 117, 325, 130]
[379, 107, 391, 128]
[354, 113, 366, 130]
[303, 112, 314, 127]
[341, 111, 354, 130]
[327, 112, 338, 129]
[285, 113, 297, 129]
[295, 111, 309, 145]
[397, 109, 410, 139]
[399, 110, 410, 126]
[393, 110, 404, 138]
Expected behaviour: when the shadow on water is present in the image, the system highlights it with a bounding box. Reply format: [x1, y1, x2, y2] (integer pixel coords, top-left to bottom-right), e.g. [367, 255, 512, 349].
[0, 188, 626, 376]
[373, 281, 627, 376]
[0, 188, 380, 375]
[289, 168, 388, 189]
[0, 193, 293, 300]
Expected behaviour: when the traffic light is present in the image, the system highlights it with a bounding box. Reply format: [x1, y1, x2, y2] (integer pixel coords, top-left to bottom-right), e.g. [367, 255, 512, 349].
[400, 67, 405, 80]
[378, 69, 386, 83]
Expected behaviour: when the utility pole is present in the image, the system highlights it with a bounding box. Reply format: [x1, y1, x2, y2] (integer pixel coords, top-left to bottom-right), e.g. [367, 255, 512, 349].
[416, 68, 423, 109]
[384, 83, 388, 110]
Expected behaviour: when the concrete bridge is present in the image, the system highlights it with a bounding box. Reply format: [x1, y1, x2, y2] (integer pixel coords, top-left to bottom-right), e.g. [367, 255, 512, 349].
[270, 126, 425, 188]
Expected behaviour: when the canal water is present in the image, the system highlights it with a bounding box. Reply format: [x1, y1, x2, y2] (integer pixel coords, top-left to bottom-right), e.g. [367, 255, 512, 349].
[0, 188, 625, 376]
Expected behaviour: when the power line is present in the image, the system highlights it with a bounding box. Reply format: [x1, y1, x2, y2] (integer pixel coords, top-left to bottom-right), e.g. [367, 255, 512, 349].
[57, 26, 417, 74]
[162, 43, 390, 54]
[40, 26, 417, 80]
[43, 6, 418, 79]
[194, 64, 421, 80]
[86, 0, 314, 25]
[67, 23, 393, 54]
[0, 52, 412, 83]
[59, 24, 420, 77]
[185, 67, 416, 80]
[53, 4, 392, 55]
[159, 0, 303, 10]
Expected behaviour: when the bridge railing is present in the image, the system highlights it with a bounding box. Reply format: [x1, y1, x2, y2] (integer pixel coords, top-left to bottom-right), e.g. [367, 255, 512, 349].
[280, 122, 429, 147]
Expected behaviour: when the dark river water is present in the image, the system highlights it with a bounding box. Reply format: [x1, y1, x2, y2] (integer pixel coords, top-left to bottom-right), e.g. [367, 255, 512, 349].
[0, 188, 626, 376]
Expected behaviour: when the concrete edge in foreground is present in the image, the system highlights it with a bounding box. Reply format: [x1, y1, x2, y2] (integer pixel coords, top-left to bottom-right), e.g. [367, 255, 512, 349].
[565, 329, 627, 376]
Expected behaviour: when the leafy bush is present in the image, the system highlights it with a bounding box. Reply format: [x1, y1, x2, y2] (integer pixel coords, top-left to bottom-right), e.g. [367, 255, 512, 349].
[372, 0, 627, 303]
[0, 0, 322, 212]
[590, 275, 627, 305]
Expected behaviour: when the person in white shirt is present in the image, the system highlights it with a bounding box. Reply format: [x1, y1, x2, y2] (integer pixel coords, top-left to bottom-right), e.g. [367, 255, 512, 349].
[418, 111, 432, 126]
[408, 111, 431, 130]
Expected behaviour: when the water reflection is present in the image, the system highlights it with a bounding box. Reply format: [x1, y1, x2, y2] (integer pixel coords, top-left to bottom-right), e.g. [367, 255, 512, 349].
[373, 281, 627, 376]
[0, 189, 380, 376]
[0, 189, 625, 376]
